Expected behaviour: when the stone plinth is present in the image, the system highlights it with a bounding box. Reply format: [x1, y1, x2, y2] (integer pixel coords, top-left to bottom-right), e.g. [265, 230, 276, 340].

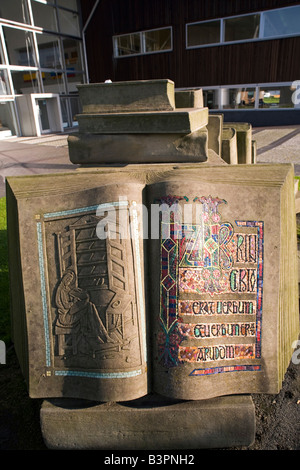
[78, 79, 175, 113]
[40, 394, 256, 450]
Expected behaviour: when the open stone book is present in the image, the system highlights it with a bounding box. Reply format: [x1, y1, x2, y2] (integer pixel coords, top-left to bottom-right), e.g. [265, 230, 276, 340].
[6, 163, 299, 402]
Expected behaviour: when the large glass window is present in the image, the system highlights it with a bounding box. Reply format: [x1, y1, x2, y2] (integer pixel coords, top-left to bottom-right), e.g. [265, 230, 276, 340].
[203, 89, 219, 109]
[42, 71, 65, 94]
[60, 95, 81, 128]
[186, 6, 300, 49]
[144, 28, 172, 52]
[224, 14, 260, 42]
[57, 8, 80, 37]
[0, 0, 30, 25]
[113, 27, 172, 57]
[0, 101, 18, 136]
[3, 27, 36, 67]
[57, 0, 78, 11]
[115, 33, 141, 56]
[63, 38, 82, 71]
[66, 72, 84, 93]
[11, 70, 40, 94]
[187, 21, 220, 47]
[31, 1, 58, 32]
[0, 70, 10, 95]
[263, 6, 300, 38]
[69, 96, 80, 125]
[258, 86, 294, 108]
[221, 87, 256, 109]
[36, 34, 62, 69]
[60, 96, 69, 127]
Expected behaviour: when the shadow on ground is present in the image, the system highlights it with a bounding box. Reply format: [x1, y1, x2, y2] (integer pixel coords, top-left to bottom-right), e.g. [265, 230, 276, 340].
[0, 344, 299, 451]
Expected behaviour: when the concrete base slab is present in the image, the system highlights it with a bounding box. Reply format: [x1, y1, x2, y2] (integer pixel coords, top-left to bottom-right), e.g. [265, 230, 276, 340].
[40, 393, 255, 450]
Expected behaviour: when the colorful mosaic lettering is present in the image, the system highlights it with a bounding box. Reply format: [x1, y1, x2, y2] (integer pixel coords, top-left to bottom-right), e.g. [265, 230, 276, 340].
[157, 195, 264, 374]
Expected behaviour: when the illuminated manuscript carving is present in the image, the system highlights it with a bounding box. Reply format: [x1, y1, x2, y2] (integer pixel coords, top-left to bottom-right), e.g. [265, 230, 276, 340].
[158, 195, 264, 374]
[38, 207, 143, 372]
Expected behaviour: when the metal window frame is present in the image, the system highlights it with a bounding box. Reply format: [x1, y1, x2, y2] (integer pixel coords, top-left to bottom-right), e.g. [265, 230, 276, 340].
[200, 82, 298, 110]
[113, 26, 173, 59]
[0, 0, 86, 134]
[186, 5, 300, 50]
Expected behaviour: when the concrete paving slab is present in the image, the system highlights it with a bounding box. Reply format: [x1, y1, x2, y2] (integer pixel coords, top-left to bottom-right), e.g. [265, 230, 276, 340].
[0, 134, 79, 197]
[254, 126, 300, 174]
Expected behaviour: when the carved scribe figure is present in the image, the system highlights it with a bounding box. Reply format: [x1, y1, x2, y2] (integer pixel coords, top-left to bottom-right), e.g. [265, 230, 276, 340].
[55, 270, 114, 356]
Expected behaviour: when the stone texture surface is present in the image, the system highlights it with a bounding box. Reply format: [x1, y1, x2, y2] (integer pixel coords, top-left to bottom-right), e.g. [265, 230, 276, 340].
[40, 394, 256, 450]
[175, 89, 203, 109]
[76, 108, 208, 134]
[68, 129, 208, 164]
[224, 122, 252, 164]
[221, 127, 238, 164]
[207, 114, 223, 157]
[78, 79, 176, 113]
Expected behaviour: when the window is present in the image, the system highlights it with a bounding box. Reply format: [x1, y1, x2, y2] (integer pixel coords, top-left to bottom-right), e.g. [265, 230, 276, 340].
[262, 6, 300, 38]
[63, 38, 82, 71]
[115, 33, 141, 56]
[56, 0, 78, 11]
[113, 27, 172, 57]
[11, 70, 40, 94]
[0, 101, 18, 136]
[36, 34, 62, 69]
[186, 6, 300, 49]
[222, 87, 256, 109]
[66, 72, 84, 93]
[258, 86, 294, 108]
[0, 0, 30, 25]
[57, 8, 80, 37]
[203, 89, 219, 109]
[144, 28, 172, 52]
[31, 1, 58, 32]
[187, 20, 220, 47]
[3, 27, 36, 67]
[201, 83, 296, 110]
[224, 14, 260, 42]
[0, 70, 10, 95]
[42, 72, 65, 94]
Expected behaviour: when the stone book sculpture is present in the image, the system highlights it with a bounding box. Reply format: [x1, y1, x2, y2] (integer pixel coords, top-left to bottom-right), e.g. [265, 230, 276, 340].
[6, 162, 299, 403]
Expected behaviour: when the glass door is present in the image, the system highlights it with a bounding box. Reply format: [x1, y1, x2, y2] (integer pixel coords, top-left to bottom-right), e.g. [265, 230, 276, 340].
[36, 98, 51, 133]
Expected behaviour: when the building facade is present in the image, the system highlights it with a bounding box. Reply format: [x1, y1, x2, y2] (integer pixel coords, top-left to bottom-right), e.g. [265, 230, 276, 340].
[0, 0, 86, 137]
[81, 0, 300, 126]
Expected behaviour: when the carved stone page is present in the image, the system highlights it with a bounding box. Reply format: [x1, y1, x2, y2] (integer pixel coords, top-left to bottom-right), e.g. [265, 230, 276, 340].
[12, 181, 148, 402]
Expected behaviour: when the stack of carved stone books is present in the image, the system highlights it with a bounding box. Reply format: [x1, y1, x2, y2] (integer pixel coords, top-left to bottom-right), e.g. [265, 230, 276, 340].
[6, 162, 299, 402]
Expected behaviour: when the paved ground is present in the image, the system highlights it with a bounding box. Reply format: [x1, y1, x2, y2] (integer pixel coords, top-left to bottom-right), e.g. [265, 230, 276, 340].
[0, 126, 300, 199]
[253, 125, 300, 174]
[0, 132, 79, 197]
[0, 126, 299, 451]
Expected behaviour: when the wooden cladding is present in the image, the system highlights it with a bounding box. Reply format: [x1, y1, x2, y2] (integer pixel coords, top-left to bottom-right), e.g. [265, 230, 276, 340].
[80, 0, 300, 87]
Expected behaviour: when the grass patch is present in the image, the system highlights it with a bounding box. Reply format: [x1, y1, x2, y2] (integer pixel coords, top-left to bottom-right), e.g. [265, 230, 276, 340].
[0, 197, 10, 344]
[296, 177, 300, 241]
